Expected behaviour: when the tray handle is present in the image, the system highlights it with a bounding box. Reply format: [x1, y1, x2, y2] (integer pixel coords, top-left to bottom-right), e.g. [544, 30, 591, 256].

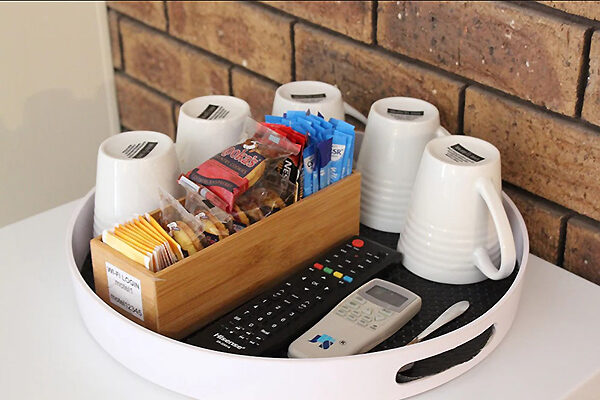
[396, 324, 497, 384]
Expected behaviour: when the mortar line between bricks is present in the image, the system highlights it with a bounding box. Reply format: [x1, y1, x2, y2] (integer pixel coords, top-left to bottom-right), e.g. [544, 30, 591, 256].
[372, 0, 378, 45]
[517, 0, 600, 29]
[228, 66, 234, 96]
[114, 10, 126, 72]
[574, 28, 594, 118]
[290, 20, 297, 81]
[466, 82, 600, 135]
[457, 85, 466, 135]
[171, 102, 180, 141]
[116, 70, 182, 106]
[163, 1, 170, 33]
[556, 214, 574, 267]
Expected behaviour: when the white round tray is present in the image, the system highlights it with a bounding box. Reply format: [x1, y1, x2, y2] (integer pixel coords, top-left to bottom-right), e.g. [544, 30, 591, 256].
[66, 188, 529, 399]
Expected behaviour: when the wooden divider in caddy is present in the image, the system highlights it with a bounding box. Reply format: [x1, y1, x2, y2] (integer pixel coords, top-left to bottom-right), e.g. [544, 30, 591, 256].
[90, 173, 361, 339]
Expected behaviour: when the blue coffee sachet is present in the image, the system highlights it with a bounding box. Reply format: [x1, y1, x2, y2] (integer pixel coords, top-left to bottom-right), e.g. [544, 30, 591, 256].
[286, 110, 311, 120]
[265, 115, 286, 124]
[329, 117, 355, 134]
[317, 136, 332, 190]
[329, 130, 348, 183]
[303, 144, 316, 197]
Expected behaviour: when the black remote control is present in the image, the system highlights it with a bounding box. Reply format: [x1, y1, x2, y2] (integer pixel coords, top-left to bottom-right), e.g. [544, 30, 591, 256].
[184, 236, 401, 356]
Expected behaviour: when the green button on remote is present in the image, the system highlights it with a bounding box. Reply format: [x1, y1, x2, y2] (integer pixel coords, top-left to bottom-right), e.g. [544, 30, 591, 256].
[323, 267, 333, 274]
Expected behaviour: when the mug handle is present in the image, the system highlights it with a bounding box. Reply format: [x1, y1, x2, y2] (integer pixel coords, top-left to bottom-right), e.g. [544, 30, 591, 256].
[343, 102, 368, 125]
[473, 178, 517, 280]
[435, 126, 451, 137]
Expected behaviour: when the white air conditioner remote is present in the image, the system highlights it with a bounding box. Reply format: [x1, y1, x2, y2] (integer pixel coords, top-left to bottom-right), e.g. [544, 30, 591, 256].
[288, 279, 421, 358]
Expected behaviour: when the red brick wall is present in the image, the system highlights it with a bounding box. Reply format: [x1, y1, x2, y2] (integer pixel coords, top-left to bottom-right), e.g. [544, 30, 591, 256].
[107, 1, 600, 285]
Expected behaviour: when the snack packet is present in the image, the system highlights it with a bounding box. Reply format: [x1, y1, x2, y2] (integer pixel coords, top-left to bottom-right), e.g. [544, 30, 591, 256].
[231, 169, 295, 225]
[158, 188, 207, 257]
[179, 118, 300, 213]
[184, 190, 233, 244]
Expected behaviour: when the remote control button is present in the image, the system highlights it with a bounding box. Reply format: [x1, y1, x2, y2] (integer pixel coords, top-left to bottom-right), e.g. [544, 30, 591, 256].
[358, 319, 369, 327]
[352, 239, 364, 248]
[344, 259, 352, 264]
[340, 248, 347, 254]
[314, 263, 324, 270]
[260, 329, 271, 336]
[249, 340, 258, 347]
[361, 315, 373, 322]
[336, 308, 347, 316]
[380, 309, 393, 316]
[333, 271, 343, 279]
[350, 310, 361, 317]
[355, 296, 366, 304]
[347, 314, 358, 322]
[347, 300, 360, 309]
[368, 324, 379, 330]
[374, 313, 387, 321]
[343, 276, 353, 283]
[323, 267, 333, 274]
[362, 307, 373, 315]
[365, 259, 372, 264]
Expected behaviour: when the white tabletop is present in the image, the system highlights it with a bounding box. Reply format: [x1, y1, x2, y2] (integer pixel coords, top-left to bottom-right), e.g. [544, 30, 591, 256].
[1, 200, 599, 400]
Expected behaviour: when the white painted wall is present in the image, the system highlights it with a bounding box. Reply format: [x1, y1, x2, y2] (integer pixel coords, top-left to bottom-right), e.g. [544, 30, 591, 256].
[0, 2, 119, 227]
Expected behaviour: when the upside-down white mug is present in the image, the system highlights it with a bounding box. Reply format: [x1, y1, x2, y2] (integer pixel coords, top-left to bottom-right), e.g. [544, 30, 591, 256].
[357, 97, 450, 233]
[271, 80, 368, 125]
[94, 131, 183, 237]
[398, 135, 516, 284]
[176, 95, 251, 173]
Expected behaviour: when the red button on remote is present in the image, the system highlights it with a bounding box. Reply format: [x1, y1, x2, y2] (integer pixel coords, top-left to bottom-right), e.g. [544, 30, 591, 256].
[352, 239, 364, 248]
[314, 263, 324, 270]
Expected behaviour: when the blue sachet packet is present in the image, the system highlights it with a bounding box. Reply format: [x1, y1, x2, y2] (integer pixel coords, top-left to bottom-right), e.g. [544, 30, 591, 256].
[329, 117, 355, 134]
[286, 110, 311, 120]
[317, 136, 332, 190]
[329, 130, 347, 183]
[303, 144, 316, 197]
[264, 115, 286, 124]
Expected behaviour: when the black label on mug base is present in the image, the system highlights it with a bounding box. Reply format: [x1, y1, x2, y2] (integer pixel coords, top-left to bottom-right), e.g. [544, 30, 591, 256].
[387, 108, 425, 121]
[445, 144, 485, 164]
[198, 104, 230, 120]
[122, 141, 158, 159]
[290, 93, 326, 103]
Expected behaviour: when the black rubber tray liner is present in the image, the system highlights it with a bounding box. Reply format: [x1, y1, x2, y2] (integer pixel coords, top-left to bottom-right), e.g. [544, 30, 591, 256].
[79, 224, 517, 382]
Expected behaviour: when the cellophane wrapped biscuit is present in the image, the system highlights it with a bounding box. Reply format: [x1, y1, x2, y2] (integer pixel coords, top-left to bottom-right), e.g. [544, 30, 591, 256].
[158, 188, 208, 257]
[179, 118, 300, 213]
[184, 189, 233, 244]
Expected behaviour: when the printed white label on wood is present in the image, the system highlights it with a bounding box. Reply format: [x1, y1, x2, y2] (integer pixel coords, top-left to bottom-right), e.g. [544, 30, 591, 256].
[105, 261, 144, 321]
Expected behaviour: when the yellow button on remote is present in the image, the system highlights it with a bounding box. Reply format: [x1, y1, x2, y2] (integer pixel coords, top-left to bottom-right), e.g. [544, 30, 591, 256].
[333, 271, 343, 279]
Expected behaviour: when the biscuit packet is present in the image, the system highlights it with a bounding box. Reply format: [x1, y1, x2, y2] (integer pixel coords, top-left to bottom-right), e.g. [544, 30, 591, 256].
[230, 169, 295, 226]
[158, 188, 208, 257]
[184, 189, 234, 244]
[178, 118, 301, 213]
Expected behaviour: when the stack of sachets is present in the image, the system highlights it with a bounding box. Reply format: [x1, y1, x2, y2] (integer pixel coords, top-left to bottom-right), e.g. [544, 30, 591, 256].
[265, 111, 355, 197]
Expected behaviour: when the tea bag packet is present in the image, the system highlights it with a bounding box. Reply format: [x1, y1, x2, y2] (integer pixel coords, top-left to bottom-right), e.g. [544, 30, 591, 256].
[101, 213, 182, 272]
[303, 144, 316, 197]
[158, 187, 208, 256]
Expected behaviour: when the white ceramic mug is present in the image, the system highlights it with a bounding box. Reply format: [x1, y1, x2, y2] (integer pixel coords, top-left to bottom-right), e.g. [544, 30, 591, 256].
[271, 80, 367, 125]
[94, 131, 183, 236]
[357, 97, 450, 233]
[176, 95, 251, 173]
[398, 135, 516, 284]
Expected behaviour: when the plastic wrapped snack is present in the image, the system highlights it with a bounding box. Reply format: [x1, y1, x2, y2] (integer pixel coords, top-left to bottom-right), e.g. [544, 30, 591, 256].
[184, 189, 233, 244]
[158, 188, 207, 257]
[230, 169, 295, 227]
[178, 118, 301, 213]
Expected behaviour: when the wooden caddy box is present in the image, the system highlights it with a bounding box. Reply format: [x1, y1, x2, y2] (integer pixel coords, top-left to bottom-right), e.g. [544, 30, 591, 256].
[90, 173, 361, 339]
